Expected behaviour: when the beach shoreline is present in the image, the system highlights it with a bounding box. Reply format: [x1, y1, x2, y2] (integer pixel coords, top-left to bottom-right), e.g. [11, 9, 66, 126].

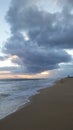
[0, 78, 55, 120]
[0, 77, 73, 130]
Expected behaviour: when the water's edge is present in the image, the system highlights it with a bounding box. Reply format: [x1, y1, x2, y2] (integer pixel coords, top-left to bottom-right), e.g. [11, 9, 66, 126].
[0, 78, 59, 120]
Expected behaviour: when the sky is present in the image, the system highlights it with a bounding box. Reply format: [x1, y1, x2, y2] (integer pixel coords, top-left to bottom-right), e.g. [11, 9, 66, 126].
[0, 0, 73, 79]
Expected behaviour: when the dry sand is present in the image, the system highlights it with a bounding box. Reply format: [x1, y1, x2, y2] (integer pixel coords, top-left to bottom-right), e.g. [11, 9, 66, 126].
[0, 77, 73, 130]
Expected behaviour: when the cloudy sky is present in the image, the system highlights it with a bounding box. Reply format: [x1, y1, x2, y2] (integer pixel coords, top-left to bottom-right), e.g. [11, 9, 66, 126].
[0, 0, 73, 79]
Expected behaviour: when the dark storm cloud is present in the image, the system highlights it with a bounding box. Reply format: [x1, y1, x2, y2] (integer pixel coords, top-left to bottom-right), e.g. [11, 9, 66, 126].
[4, 33, 71, 73]
[21, 49, 71, 73]
[58, 0, 73, 10]
[26, 8, 73, 49]
[0, 66, 25, 74]
[0, 66, 18, 72]
[0, 55, 8, 61]
[3, 0, 73, 74]
[6, 0, 73, 49]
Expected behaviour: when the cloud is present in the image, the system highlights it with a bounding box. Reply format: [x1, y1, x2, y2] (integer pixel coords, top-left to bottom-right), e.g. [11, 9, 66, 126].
[0, 56, 5, 61]
[0, 66, 18, 72]
[3, 33, 71, 74]
[3, 0, 73, 74]
[58, 0, 73, 10]
[0, 55, 8, 61]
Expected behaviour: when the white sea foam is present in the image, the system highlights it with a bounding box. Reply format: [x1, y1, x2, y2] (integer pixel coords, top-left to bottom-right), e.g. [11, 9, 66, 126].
[0, 78, 57, 120]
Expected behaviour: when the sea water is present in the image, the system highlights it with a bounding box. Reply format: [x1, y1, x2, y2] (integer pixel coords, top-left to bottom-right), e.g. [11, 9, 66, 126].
[0, 78, 57, 120]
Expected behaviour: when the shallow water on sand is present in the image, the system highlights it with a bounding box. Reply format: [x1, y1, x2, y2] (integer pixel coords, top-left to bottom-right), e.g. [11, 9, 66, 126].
[0, 78, 57, 120]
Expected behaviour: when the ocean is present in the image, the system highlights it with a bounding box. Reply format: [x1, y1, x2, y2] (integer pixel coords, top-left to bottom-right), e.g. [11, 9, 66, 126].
[0, 78, 57, 120]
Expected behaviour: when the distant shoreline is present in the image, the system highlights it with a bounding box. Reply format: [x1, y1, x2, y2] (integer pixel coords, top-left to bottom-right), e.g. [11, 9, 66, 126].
[0, 78, 49, 81]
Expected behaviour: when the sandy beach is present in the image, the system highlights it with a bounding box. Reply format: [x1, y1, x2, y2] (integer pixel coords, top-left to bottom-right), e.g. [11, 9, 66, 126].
[0, 77, 73, 130]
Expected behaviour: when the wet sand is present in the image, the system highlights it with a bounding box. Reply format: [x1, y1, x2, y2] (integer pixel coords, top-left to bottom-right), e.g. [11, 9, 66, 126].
[0, 77, 73, 130]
